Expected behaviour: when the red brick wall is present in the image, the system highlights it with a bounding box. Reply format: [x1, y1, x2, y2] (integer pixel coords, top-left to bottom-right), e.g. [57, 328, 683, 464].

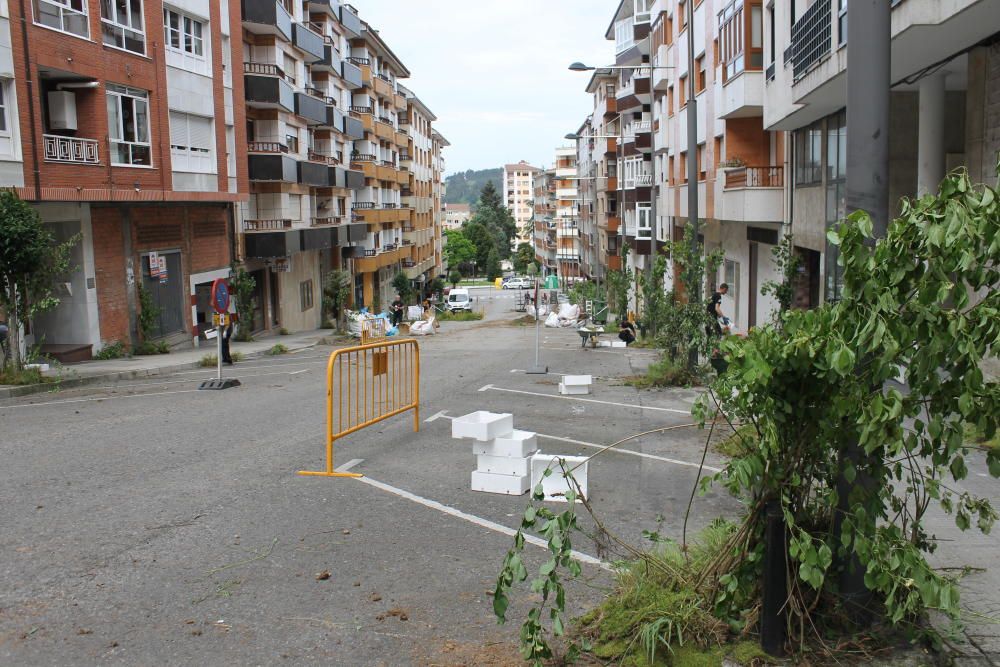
[91, 208, 129, 344]
[725, 117, 771, 167]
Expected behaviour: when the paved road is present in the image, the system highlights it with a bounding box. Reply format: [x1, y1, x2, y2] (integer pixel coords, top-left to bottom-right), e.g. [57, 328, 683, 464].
[2, 292, 996, 665]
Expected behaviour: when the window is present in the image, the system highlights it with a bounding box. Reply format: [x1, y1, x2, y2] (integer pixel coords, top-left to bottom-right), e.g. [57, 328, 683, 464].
[698, 144, 706, 180]
[824, 111, 847, 301]
[34, 0, 89, 38]
[838, 0, 848, 46]
[169, 111, 214, 173]
[300, 280, 314, 311]
[163, 7, 208, 74]
[107, 84, 151, 166]
[0, 82, 8, 135]
[679, 76, 687, 106]
[102, 0, 146, 54]
[794, 120, 822, 185]
[723, 258, 740, 324]
[695, 56, 706, 93]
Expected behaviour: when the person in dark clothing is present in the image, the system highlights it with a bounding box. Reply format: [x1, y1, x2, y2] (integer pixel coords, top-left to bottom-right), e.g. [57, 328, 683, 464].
[221, 312, 238, 365]
[706, 283, 729, 336]
[618, 319, 637, 345]
[391, 294, 404, 327]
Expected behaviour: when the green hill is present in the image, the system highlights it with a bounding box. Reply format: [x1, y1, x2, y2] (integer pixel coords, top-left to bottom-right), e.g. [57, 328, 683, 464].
[444, 169, 503, 207]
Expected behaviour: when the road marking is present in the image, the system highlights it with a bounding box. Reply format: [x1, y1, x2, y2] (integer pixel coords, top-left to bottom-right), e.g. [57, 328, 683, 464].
[536, 434, 722, 473]
[97, 368, 311, 389]
[480, 385, 691, 415]
[0, 389, 203, 410]
[332, 460, 608, 570]
[424, 410, 449, 423]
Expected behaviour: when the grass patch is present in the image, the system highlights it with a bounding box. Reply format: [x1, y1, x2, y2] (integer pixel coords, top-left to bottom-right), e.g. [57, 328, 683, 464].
[0, 366, 52, 386]
[506, 315, 538, 326]
[267, 343, 289, 355]
[965, 421, 999, 451]
[278, 327, 290, 336]
[94, 340, 128, 360]
[577, 520, 770, 666]
[625, 355, 704, 389]
[135, 340, 170, 355]
[436, 310, 484, 322]
[714, 424, 757, 458]
[199, 352, 243, 367]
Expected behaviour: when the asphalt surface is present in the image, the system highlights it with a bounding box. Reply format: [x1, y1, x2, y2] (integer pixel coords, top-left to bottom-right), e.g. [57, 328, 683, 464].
[2, 286, 996, 665]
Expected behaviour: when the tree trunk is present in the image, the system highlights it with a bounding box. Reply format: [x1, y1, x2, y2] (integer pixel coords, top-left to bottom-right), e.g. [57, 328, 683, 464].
[7, 285, 22, 369]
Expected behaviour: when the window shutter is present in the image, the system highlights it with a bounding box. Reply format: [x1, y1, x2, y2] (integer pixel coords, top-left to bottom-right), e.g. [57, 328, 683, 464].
[169, 111, 187, 147]
[190, 115, 213, 151]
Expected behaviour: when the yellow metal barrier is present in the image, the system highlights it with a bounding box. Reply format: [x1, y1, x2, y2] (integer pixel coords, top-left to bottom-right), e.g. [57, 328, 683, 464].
[299, 338, 419, 478]
[360, 318, 388, 344]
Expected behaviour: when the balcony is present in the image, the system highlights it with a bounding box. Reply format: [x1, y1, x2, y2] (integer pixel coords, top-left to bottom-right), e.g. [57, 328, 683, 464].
[339, 3, 362, 37]
[606, 215, 620, 234]
[311, 42, 341, 73]
[374, 119, 394, 141]
[292, 23, 324, 62]
[352, 246, 410, 273]
[43, 135, 99, 165]
[311, 215, 345, 227]
[603, 96, 617, 117]
[343, 115, 364, 140]
[604, 138, 617, 156]
[320, 105, 346, 132]
[394, 129, 409, 147]
[341, 60, 363, 89]
[719, 70, 765, 118]
[244, 66, 295, 112]
[241, 0, 292, 41]
[247, 141, 287, 153]
[295, 92, 327, 124]
[607, 254, 622, 271]
[243, 218, 292, 232]
[298, 159, 330, 186]
[788, 0, 832, 82]
[248, 154, 297, 182]
[306, 0, 338, 19]
[717, 166, 784, 223]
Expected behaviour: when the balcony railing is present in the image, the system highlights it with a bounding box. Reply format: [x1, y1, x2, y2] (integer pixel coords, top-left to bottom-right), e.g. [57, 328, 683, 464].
[308, 151, 339, 164]
[243, 219, 292, 231]
[243, 61, 294, 85]
[350, 105, 373, 115]
[43, 134, 99, 164]
[789, 0, 832, 82]
[348, 56, 370, 66]
[311, 216, 343, 226]
[351, 153, 376, 162]
[635, 173, 653, 187]
[352, 202, 376, 209]
[724, 166, 784, 189]
[374, 72, 392, 83]
[248, 141, 288, 153]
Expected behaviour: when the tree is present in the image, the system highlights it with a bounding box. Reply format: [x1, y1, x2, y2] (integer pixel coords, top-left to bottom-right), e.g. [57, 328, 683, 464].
[322, 269, 351, 331]
[513, 242, 535, 274]
[463, 220, 498, 273]
[470, 182, 518, 257]
[485, 247, 501, 281]
[478, 180, 504, 211]
[448, 270, 461, 288]
[0, 192, 78, 368]
[229, 264, 256, 342]
[392, 271, 413, 303]
[526, 262, 539, 278]
[443, 229, 476, 272]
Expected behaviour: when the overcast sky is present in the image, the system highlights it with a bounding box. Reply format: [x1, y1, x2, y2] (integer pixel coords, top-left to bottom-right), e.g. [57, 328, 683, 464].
[352, 0, 616, 175]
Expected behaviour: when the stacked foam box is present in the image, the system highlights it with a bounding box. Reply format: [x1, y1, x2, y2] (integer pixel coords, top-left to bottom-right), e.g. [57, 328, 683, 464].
[531, 453, 589, 502]
[452, 411, 537, 495]
[559, 375, 592, 395]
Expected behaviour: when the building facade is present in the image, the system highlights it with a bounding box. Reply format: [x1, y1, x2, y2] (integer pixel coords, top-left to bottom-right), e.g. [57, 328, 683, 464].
[553, 146, 581, 280]
[442, 202, 470, 231]
[503, 160, 539, 248]
[6, 0, 247, 360]
[532, 167, 556, 274]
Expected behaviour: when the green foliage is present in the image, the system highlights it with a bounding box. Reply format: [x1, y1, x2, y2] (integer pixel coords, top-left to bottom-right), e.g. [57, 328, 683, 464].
[464, 182, 518, 262]
[443, 168, 502, 206]
[443, 229, 476, 273]
[513, 242, 535, 274]
[229, 264, 256, 342]
[371, 291, 381, 313]
[965, 421, 1000, 451]
[448, 270, 462, 288]
[628, 356, 703, 389]
[436, 310, 483, 322]
[135, 340, 170, 355]
[267, 343, 288, 356]
[567, 280, 600, 307]
[760, 234, 802, 322]
[199, 354, 218, 367]
[713, 424, 757, 458]
[526, 262, 539, 278]
[428, 277, 445, 297]
[136, 285, 161, 343]
[606, 245, 633, 320]
[392, 271, 413, 303]
[697, 168, 1000, 647]
[0, 191, 79, 368]
[278, 327, 289, 336]
[639, 253, 671, 339]
[485, 247, 501, 281]
[322, 269, 351, 332]
[0, 365, 50, 386]
[94, 341, 128, 360]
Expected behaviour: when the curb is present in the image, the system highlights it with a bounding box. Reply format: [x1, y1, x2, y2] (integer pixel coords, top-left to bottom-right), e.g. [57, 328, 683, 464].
[0, 339, 324, 400]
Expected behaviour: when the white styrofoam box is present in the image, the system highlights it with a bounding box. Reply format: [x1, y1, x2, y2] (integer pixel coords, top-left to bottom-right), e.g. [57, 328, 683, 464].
[611, 341, 627, 348]
[563, 375, 592, 386]
[476, 453, 533, 476]
[452, 411, 514, 441]
[598, 340, 612, 347]
[472, 430, 538, 458]
[559, 382, 590, 395]
[471, 470, 530, 495]
[530, 453, 589, 502]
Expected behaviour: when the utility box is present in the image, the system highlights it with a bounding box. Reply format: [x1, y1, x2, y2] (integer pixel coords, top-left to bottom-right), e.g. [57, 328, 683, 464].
[47, 91, 78, 131]
[544, 275, 559, 290]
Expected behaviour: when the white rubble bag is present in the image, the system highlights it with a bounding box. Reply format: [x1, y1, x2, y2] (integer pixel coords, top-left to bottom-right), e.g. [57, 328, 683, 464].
[409, 316, 436, 335]
[544, 312, 561, 327]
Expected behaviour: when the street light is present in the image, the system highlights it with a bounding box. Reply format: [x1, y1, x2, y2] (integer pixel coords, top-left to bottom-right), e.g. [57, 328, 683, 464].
[568, 62, 674, 71]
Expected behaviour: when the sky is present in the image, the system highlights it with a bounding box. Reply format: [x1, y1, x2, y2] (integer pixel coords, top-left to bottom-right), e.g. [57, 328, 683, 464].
[352, 0, 616, 175]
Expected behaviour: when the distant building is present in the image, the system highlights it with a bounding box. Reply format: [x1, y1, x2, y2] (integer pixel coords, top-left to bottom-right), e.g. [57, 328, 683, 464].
[503, 161, 541, 247]
[443, 203, 471, 231]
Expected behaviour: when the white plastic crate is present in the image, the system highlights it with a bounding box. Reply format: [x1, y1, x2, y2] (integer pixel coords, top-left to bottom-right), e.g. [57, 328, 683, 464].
[471, 470, 530, 495]
[611, 340, 627, 348]
[559, 382, 590, 396]
[451, 411, 514, 441]
[530, 453, 589, 502]
[472, 430, 538, 458]
[476, 453, 532, 477]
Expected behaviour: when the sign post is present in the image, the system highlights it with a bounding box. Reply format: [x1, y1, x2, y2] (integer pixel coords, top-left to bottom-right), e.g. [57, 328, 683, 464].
[526, 277, 547, 374]
[199, 279, 240, 390]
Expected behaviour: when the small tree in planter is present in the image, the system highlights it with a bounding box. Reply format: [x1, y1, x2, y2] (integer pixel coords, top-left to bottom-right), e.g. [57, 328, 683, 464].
[228, 264, 256, 342]
[448, 270, 462, 289]
[323, 269, 351, 331]
[392, 271, 413, 304]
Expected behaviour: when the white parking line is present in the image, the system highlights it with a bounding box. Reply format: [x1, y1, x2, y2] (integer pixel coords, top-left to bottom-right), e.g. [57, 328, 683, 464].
[331, 459, 608, 570]
[0, 388, 204, 410]
[98, 368, 310, 389]
[478, 384, 691, 415]
[535, 434, 722, 473]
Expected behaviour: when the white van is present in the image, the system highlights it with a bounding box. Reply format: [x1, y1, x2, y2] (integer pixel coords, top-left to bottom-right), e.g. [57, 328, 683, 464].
[446, 288, 471, 312]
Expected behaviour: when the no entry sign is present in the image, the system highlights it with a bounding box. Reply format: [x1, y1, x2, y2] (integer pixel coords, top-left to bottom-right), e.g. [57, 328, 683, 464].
[211, 279, 230, 314]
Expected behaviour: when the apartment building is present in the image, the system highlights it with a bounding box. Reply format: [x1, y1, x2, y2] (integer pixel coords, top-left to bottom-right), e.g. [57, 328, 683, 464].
[431, 129, 449, 278]
[532, 167, 556, 274]
[766, 0, 1000, 304]
[553, 146, 582, 280]
[503, 160, 539, 248]
[580, 70, 622, 277]
[442, 203, 470, 231]
[239, 3, 446, 328]
[5, 0, 247, 360]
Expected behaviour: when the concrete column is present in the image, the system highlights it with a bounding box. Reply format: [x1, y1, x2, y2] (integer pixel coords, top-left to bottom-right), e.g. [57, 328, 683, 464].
[917, 73, 947, 195]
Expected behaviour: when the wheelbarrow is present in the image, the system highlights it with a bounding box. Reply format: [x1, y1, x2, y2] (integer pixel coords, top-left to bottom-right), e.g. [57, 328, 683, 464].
[577, 326, 604, 348]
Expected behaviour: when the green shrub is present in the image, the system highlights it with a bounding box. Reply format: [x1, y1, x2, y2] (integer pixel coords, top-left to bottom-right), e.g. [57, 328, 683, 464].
[199, 354, 218, 367]
[94, 340, 127, 360]
[278, 327, 289, 336]
[268, 343, 289, 355]
[0, 366, 50, 386]
[155, 340, 170, 354]
[628, 355, 704, 388]
[436, 310, 483, 322]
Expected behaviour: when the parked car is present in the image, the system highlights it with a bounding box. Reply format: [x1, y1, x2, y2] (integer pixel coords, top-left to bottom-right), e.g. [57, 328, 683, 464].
[502, 277, 532, 290]
[446, 288, 472, 312]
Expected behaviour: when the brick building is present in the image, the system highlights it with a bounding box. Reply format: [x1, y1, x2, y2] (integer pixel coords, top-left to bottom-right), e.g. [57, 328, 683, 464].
[3, 0, 247, 359]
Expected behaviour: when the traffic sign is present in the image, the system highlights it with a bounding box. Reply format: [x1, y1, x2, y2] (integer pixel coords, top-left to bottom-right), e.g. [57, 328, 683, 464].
[211, 279, 230, 314]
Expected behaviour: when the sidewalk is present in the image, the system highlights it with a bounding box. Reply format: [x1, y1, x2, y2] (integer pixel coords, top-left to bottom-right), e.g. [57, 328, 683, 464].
[0, 328, 341, 399]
